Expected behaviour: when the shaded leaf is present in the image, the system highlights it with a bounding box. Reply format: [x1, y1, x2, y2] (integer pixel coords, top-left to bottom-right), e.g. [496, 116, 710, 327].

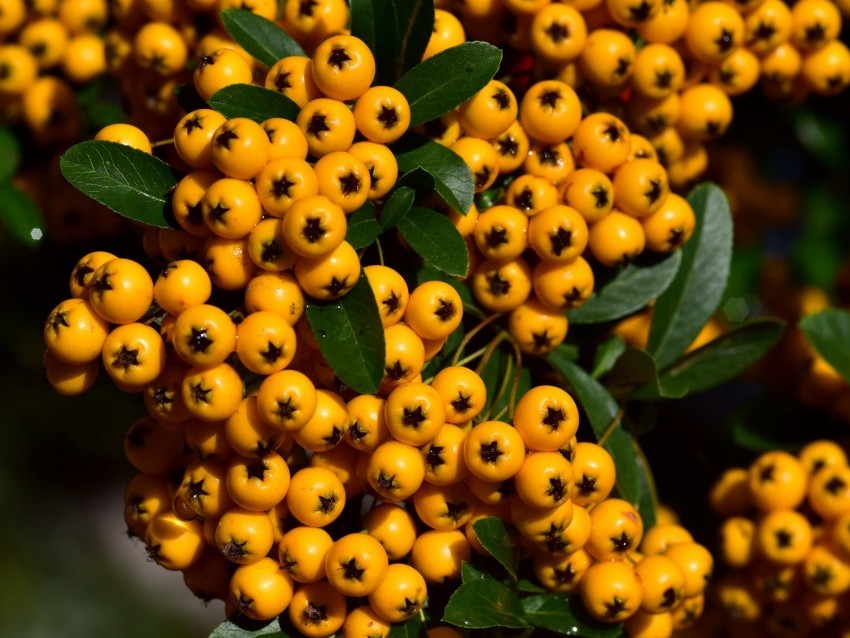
[208, 617, 285, 638]
[60, 141, 180, 229]
[649, 318, 784, 396]
[349, 0, 376, 54]
[388, 615, 426, 638]
[306, 274, 386, 393]
[395, 41, 502, 127]
[414, 265, 474, 307]
[522, 593, 624, 637]
[220, 9, 306, 66]
[208, 84, 299, 123]
[0, 128, 19, 182]
[471, 517, 518, 581]
[568, 251, 682, 324]
[605, 427, 658, 529]
[443, 572, 528, 629]
[800, 308, 850, 383]
[397, 207, 469, 277]
[395, 167, 435, 199]
[462, 561, 489, 583]
[647, 182, 733, 368]
[394, 135, 474, 214]
[518, 579, 547, 594]
[359, 0, 435, 85]
[346, 202, 382, 250]
[380, 186, 415, 230]
[607, 348, 687, 400]
[546, 345, 618, 439]
[421, 323, 464, 380]
[175, 83, 209, 112]
[0, 185, 43, 248]
[591, 336, 626, 379]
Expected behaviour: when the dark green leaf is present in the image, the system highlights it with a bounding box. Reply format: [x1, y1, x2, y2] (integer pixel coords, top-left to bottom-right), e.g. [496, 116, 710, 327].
[461, 561, 488, 583]
[394, 135, 474, 214]
[208, 84, 299, 123]
[346, 202, 382, 249]
[395, 41, 502, 127]
[349, 0, 376, 53]
[800, 308, 850, 383]
[60, 141, 180, 229]
[306, 274, 385, 393]
[518, 579, 547, 594]
[208, 618, 284, 638]
[175, 83, 209, 112]
[83, 102, 125, 131]
[489, 364, 532, 423]
[220, 9, 306, 66]
[0, 185, 43, 248]
[388, 615, 426, 638]
[607, 348, 687, 400]
[647, 182, 733, 368]
[365, 0, 435, 85]
[414, 265, 474, 306]
[591, 336, 626, 379]
[0, 128, 20, 182]
[546, 346, 618, 439]
[443, 573, 528, 629]
[651, 318, 784, 395]
[605, 427, 657, 529]
[522, 594, 624, 637]
[395, 167, 435, 199]
[397, 207, 469, 277]
[568, 251, 682, 324]
[421, 323, 464, 379]
[471, 517, 518, 581]
[380, 186, 415, 229]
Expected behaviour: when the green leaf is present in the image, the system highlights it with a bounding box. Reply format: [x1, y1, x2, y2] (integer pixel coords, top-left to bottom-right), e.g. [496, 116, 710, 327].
[522, 594, 624, 637]
[443, 571, 528, 629]
[605, 427, 658, 529]
[208, 618, 285, 638]
[83, 101, 125, 131]
[461, 561, 489, 583]
[546, 345, 618, 439]
[800, 308, 850, 383]
[349, 0, 376, 54]
[414, 265, 474, 306]
[220, 9, 306, 66]
[0, 128, 20, 182]
[651, 318, 784, 396]
[175, 83, 209, 112]
[208, 84, 299, 123]
[59, 141, 180, 229]
[394, 135, 474, 214]
[306, 274, 386, 393]
[395, 167, 435, 199]
[397, 207, 469, 277]
[647, 182, 733, 368]
[395, 41, 502, 127]
[591, 336, 626, 379]
[421, 323, 464, 379]
[471, 517, 518, 581]
[0, 185, 43, 248]
[518, 579, 547, 594]
[346, 202, 382, 250]
[379, 186, 415, 229]
[607, 348, 687, 400]
[388, 615, 426, 638]
[568, 251, 682, 325]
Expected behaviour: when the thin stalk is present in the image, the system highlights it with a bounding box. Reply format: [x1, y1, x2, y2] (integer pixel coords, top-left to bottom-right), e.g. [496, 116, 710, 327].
[451, 312, 502, 366]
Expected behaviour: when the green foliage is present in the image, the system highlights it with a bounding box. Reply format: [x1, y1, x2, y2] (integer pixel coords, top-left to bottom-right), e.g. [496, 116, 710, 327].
[208, 84, 300, 123]
[59, 141, 180, 229]
[388, 616, 427, 638]
[395, 41, 502, 127]
[220, 9, 306, 66]
[305, 274, 386, 393]
[521, 594, 624, 637]
[471, 517, 518, 581]
[0, 128, 20, 183]
[345, 202, 382, 249]
[0, 185, 42, 249]
[800, 308, 850, 382]
[379, 186, 416, 230]
[394, 135, 474, 214]
[208, 618, 285, 638]
[442, 564, 527, 629]
[648, 182, 734, 368]
[396, 207, 469, 277]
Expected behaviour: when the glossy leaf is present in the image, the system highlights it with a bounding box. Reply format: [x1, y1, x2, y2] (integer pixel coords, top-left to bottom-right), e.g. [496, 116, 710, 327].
[647, 182, 733, 368]
[394, 135, 474, 214]
[591, 336, 626, 379]
[306, 274, 386, 393]
[605, 427, 658, 529]
[607, 348, 687, 400]
[220, 9, 306, 65]
[379, 186, 415, 229]
[0, 185, 43, 248]
[388, 615, 426, 638]
[471, 517, 518, 581]
[649, 318, 785, 396]
[395, 41, 502, 127]
[522, 594, 624, 637]
[568, 251, 682, 324]
[443, 571, 528, 629]
[208, 618, 285, 638]
[60, 141, 180, 229]
[208, 84, 299, 123]
[546, 345, 618, 439]
[0, 128, 19, 182]
[397, 207, 470, 277]
[800, 308, 850, 383]
[349, 0, 376, 54]
[346, 202, 382, 250]
[462, 561, 489, 583]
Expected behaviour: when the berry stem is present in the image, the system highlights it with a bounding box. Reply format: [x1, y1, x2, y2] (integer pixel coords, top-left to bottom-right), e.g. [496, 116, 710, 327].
[151, 137, 174, 148]
[451, 312, 502, 366]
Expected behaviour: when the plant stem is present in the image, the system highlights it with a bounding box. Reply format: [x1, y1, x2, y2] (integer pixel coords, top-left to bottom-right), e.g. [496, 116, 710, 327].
[151, 137, 174, 148]
[451, 312, 502, 366]
[597, 408, 625, 446]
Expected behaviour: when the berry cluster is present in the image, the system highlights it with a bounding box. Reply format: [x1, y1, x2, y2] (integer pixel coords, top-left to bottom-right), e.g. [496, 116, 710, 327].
[706, 442, 850, 636]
